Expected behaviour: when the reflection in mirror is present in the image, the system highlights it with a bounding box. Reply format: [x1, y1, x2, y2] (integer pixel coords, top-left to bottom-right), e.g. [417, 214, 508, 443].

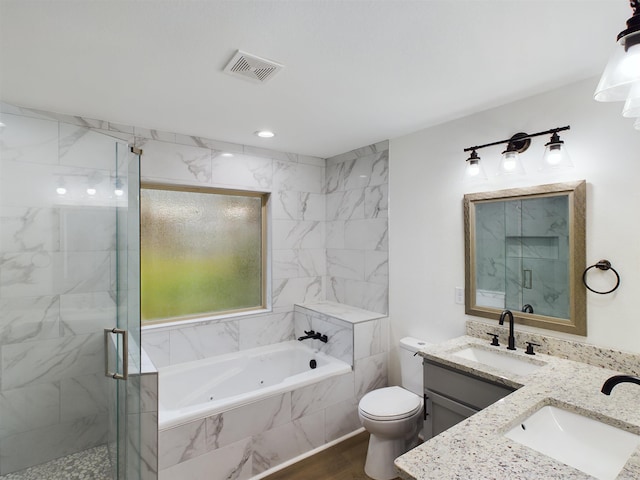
[464, 181, 586, 336]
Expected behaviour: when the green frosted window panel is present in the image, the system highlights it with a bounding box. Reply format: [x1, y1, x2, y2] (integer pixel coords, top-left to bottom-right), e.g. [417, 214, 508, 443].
[140, 187, 264, 323]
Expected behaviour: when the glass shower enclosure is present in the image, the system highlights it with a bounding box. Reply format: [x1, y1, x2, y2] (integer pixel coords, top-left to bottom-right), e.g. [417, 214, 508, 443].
[0, 106, 141, 479]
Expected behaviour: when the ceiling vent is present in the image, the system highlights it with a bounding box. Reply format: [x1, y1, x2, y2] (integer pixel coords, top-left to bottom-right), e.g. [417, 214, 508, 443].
[223, 50, 284, 84]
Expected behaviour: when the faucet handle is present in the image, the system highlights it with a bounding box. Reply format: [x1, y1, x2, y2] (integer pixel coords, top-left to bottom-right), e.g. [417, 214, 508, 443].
[304, 329, 315, 335]
[525, 342, 541, 355]
[486, 333, 500, 346]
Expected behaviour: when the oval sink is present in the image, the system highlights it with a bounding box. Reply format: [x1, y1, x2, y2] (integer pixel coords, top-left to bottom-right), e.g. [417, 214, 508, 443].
[452, 346, 544, 376]
[505, 405, 640, 480]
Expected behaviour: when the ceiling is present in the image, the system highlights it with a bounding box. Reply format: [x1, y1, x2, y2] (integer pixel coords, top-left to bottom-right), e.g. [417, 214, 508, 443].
[0, 1, 629, 158]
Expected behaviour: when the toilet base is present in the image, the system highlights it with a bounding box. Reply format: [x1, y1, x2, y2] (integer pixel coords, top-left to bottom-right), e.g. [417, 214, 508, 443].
[364, 430, 421, 480]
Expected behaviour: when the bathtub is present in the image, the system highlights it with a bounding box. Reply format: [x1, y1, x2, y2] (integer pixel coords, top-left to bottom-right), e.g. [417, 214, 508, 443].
[158, 340, 352, 429]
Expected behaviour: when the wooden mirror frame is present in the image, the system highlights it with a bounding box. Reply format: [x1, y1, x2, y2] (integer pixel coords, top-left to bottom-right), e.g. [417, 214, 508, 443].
[464, 180, 587, 335]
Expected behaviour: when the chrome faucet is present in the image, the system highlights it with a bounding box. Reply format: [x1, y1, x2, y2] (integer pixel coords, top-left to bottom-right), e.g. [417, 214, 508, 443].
[297, 330, 328, 343]
[601, 375, 640, 395]
[499, 309, 516, 350]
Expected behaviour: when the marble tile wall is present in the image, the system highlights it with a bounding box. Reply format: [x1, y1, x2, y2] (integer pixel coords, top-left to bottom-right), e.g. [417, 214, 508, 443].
[325, 142, 389, 315]
[0, 105, 120, 474]
[132, 126, 326, 369]
[158, 304, 388, 479]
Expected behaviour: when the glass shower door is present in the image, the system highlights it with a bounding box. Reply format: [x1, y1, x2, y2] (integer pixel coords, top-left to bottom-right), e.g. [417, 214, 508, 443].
[106, 143, 142, 479]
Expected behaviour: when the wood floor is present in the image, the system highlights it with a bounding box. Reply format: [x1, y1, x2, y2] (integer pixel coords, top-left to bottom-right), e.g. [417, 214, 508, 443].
[262, 431, 399, 480]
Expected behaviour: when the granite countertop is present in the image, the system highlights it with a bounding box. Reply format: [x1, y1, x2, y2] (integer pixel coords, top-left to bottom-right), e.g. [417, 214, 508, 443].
[395, 335, 640, 480]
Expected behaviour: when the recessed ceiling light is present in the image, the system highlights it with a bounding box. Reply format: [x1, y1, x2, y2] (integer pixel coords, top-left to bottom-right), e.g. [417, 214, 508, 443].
[221, 152, 234, 157]
[255, 130, 275, 138]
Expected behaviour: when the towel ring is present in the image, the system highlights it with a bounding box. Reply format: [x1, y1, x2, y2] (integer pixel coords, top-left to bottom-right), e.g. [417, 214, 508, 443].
[582, 260, 620, 295]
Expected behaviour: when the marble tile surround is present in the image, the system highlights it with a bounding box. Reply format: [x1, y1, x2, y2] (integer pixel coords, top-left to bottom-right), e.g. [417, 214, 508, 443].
[325, 143, 389, 315]
[1, 101, 391, 478]
[157, 302, 389, 480]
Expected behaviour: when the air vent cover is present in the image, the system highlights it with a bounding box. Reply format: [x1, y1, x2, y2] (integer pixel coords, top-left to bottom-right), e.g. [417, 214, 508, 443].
[223, 50, 283, 84]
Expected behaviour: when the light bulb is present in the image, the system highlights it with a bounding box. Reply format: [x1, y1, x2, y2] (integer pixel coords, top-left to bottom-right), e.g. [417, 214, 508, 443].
[255, 130, 275, 138]
[56, 186, 67, 195]
[114, 188, 124, 197]
[541, 132, 572, 170]
[545, 149, 563, 166]
[87, 187, 97, 196]
[502, 152, 518, 171]
[467, 162, 480, 176]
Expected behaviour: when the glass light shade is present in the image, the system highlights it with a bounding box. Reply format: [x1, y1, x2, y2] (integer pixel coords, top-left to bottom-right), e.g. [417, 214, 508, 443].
[594, 32, 640, 102]
[464, 158, 488, 180]
[542, 143, 573, 170]
[499, 150, 526, 175]
[622, 82, 640, 117]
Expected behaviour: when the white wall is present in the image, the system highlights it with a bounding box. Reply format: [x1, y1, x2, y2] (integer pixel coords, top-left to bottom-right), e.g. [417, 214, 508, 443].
[388, 77, 640, 383]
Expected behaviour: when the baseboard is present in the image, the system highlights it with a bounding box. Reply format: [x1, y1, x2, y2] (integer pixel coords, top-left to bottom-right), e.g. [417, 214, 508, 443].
[250, 427, 366, 479]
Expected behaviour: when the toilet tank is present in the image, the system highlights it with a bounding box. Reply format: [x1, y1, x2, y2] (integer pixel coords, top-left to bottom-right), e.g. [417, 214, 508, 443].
[399, 337, 430, 395]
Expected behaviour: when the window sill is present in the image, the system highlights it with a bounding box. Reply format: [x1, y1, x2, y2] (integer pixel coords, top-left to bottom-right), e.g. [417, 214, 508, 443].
[141, 307, 272, 332]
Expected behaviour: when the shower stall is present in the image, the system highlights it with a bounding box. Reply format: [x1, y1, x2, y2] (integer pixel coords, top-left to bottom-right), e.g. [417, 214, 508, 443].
[0, 105, 143, 479]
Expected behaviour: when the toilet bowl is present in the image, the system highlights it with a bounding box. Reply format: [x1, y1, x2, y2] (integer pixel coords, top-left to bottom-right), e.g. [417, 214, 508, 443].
[358, 337, 428, 480]
[358, 386, 423, 479]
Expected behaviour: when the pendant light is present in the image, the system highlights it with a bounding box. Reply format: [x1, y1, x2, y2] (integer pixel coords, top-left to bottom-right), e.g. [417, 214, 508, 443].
[498, 133, 529, 176]
[541, 131, 573, 170]
[464, 150, 487, 180]
[594, 1, 640, 120]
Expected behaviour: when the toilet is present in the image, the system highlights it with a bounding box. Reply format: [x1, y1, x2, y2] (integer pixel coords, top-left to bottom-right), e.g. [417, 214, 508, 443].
[358, 337, 427, 480]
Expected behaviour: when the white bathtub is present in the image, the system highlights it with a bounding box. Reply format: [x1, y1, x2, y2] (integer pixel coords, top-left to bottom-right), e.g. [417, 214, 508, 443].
[158, 340, 352, 429]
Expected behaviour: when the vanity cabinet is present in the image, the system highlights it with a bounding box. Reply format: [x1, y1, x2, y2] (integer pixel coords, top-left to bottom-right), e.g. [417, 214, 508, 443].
[423, 360, 515, 439]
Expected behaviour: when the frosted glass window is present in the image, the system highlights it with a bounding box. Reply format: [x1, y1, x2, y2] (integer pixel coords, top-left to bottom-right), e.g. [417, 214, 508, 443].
[140, 185, 266, 324]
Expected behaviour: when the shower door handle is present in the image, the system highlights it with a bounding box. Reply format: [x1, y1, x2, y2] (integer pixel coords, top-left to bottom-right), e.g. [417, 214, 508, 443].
[104, 328, 129, 380]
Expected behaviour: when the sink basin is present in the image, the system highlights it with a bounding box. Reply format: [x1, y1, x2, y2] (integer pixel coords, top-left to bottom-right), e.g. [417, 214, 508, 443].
[452, 346, 544, 376]
[505, 405, 640, 480]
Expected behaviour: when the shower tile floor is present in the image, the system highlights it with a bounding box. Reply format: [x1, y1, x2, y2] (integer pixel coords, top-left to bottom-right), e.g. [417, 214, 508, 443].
[0, 445, 111, 480]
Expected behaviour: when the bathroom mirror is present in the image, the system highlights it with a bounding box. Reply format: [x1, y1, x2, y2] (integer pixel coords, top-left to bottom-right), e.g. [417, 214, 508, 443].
[464, 181, 586, 335]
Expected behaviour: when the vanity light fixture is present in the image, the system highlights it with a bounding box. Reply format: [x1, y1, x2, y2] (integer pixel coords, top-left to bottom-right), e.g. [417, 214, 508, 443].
[463, 125, 571, 178]
[594, 0, 640, 127]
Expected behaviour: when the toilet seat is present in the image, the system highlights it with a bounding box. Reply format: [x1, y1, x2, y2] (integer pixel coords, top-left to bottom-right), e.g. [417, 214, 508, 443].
[359, 386, 422, 421]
